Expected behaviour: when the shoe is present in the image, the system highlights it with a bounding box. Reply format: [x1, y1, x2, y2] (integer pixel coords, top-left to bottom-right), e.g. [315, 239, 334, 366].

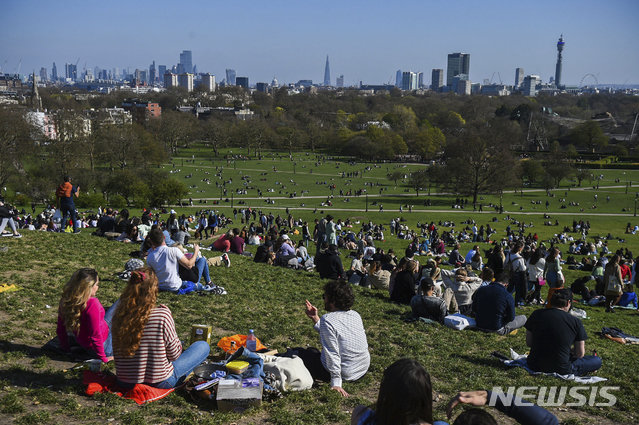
[212, 285, 227, 295]
[13, 234, 22, 238]
[73, 229, 81, 234]
[1, 233, 12, 237]
[222, 253, 231, 267]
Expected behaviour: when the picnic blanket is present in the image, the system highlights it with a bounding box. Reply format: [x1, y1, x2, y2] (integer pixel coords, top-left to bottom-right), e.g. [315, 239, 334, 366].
[83, 370, 174, 404]
[503, 349, 607, 384]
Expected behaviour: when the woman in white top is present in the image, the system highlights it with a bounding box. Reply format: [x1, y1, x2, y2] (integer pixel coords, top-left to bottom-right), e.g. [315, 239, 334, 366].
[526, 248, 546, 304]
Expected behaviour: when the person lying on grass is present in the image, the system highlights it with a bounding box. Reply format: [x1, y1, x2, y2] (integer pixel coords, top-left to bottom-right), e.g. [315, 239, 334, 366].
[302, 280, 370, 397]
[351, 357, 558, 425]
[112, 267, 210, 389]
[56, 268, 115, 363]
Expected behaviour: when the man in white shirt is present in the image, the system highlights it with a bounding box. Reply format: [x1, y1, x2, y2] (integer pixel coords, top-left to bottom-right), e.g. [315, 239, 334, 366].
[303, 280, 370, 397]
[146, 228, 226, 294]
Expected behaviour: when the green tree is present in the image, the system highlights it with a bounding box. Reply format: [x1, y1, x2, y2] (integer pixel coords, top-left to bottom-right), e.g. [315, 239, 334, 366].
[409, 169, 429, 196]
[520, 159, 545, 184]
[387, 170, 405, 186]
[0, 107, 32, 190]
[569, 120, 608, 153]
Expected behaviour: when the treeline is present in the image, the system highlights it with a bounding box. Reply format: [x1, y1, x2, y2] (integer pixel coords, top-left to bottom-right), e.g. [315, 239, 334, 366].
[1, 87, 637, 207]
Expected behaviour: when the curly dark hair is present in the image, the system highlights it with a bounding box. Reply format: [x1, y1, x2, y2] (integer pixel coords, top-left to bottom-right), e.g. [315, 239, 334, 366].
[323, 279, 354, 311]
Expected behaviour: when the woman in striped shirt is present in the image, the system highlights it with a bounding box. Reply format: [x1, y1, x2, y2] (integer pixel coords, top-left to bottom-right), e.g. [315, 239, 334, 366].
[111, 267, 210, 389]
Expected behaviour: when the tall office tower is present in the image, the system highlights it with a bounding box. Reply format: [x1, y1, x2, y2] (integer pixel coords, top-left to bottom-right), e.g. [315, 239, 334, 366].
[456, 79, 471, 95]
[555, 35, 565, 88]
[417, 72, 424, 88]
[336, 74, 344, 88]
[323, 55, 331, 86]
[401, 71, 418, 90]
[164, 72, 178, 88]
[256, 82, 268, 93]
[225, 69, 236, 86]
[51, 62, 57, 81]
[178, 73, 194, 91]
[158, 65, 166, 80]
[514, 67, 524, 88]
[446, 53, 470, 87]
[201, 74, 216, 91]
[65, 63, 77, 80]
[395, 69, 402, 87]
[522, 75, 540, 96]
[431, 69, 444, 91]
[179, 50, 193, 73]
[149, 61, 156, 83]
[39, 67, 47, 82]
[236, 76, 249, 88]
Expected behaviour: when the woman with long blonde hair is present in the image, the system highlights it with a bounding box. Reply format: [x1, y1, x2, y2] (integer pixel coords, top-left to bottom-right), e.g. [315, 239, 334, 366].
[112, 267, 209, 389]
[56, 268, 114, 363]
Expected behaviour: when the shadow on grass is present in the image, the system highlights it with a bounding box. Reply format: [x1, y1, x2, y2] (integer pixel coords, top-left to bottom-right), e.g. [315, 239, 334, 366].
[457, 353, 508, 369]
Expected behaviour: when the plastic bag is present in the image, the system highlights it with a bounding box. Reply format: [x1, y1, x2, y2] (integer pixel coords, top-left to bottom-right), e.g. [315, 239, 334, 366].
[217, 334, 267, 353]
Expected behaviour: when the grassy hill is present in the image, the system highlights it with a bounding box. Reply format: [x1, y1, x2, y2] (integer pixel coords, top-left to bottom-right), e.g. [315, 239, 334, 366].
[2, 153, 639, 424]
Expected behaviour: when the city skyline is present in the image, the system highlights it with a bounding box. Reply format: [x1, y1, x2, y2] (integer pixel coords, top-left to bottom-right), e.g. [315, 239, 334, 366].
[2, 0, 638, 86]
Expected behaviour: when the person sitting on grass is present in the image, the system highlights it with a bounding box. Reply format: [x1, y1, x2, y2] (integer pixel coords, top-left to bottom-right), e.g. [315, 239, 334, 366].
[302, 280, 370, 397]
[472, 273, 527, 335]
[316, 243, 345, 280]
[525, 288, 602, 376]
[351, 357, 558, 425]
[390, 260, 419, 305]
[617, 284, 638, 308]
[112, 267, 210, 389]
[211, 228, 233, 252]
[440, 268, 482, 315]
[56, 268, 115, 363]
[410, 278, 447, 323]
[146, 228, 226, 295]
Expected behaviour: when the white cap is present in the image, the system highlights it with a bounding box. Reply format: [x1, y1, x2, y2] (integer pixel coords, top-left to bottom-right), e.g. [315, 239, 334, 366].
[282, 234, 290, 240]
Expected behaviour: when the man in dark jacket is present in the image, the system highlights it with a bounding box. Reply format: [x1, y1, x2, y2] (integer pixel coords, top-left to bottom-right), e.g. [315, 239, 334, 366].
[0, 199, 22, 238]
[410, 278, 447, 322]
[316, 244, 344, 280]
[473, 274, 527, 335]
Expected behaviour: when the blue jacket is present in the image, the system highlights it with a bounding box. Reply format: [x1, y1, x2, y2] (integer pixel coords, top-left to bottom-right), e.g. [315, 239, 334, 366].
[473, 281, 515, 331]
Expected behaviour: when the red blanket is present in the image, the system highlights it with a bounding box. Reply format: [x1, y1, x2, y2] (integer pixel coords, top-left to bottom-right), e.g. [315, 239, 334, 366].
[83, 370, 174, 405]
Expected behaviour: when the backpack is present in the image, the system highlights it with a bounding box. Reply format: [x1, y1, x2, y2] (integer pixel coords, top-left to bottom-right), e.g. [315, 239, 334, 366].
[502, 253, 514, 281]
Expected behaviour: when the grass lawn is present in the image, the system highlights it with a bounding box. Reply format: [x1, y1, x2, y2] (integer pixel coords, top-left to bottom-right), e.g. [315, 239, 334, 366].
[2, 151, 639, 424]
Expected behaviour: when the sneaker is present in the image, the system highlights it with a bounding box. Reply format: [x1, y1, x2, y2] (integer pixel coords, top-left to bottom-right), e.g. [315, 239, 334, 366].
[1, 233, 12, 237]
[222, 253, 231, 268]
[73, 229, 82, 234]
[13, 234, 22, 238]
[212, 285, 227, 295]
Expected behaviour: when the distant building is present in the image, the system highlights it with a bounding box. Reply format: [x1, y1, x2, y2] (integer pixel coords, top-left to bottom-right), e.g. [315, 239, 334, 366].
[323, 55, 331, 86]
[158, 65, 166, 81]
[256, 82, 268, 93]
[431, 69, 444, 91]
[149, 61, 156, 84]
[447, 53, 470, 87]
[481, 84, 510, 96]
[522, 75, 540, 96]
[225, 69, 236, 86]
[51, 62, 58, 81]
[236, 76, 249, 88]
[514, 67, 524, 88]
[456, 79, 471, 95]
[200, 73, 216, 92]
[555, 35, 565, 88]
[178, 73, 194, 91]
[296, 80, 313, 88]
[26, 111, 57, 139]
[179, 50, 193, 74]
[39, 67, 47, 83]
[336, 74, 344, 88]
[395, 69, 402, 88]
[122, 99, 161, 122]
[65, 63, 77, 81]
[401, 71, 418, 90]
[164, 72, 178, 88]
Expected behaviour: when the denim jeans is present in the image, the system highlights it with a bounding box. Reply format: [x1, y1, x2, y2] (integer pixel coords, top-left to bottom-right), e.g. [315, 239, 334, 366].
[194, 257, 211, 284]
[60, 204, 77, 230]
[571, 355, 602, 376]
[102, 300, 119, 358]
[0, 217, 18, 234]
[153, 340, 210, 389]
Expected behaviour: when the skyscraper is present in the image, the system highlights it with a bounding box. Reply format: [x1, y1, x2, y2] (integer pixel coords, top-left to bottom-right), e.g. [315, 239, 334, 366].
[225, 69, 236, 86]
[65, 63, 77, 81]
[417, 72, 424, 89]
[522, 75, 540, 96]
[431, 69, 444, 91]
[236, 76, 249, 88]
[51, 62, 57, 81]
[323, 55, 331, 86]
[158, 65, 166, 80]
[446, 53, 470, 87]
[555, 35, 565, 88]
[395, 70, 402, 88]
[336, 74, 344, 88]
[401, 71, 418, 90]
[39, 67, 47, 82]
[179, 50, 193, 73]
[514, 68, 524, 88]
[149, 61, 156, 84]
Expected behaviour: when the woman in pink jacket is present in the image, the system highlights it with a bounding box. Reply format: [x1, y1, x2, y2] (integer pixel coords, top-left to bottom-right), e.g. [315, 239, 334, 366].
[56, 268, 115, 363]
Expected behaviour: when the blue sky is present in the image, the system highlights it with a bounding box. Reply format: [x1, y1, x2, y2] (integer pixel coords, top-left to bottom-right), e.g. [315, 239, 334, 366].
[2, 0, 638, 86]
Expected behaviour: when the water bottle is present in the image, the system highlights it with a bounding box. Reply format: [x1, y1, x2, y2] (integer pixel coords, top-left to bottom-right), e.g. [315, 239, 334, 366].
[246, 329, 257, 352]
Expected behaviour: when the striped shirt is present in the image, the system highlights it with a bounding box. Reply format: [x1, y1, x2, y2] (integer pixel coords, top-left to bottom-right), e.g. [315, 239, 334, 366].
[114, 305, 182, 384]
[314, 310, 370, 388]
